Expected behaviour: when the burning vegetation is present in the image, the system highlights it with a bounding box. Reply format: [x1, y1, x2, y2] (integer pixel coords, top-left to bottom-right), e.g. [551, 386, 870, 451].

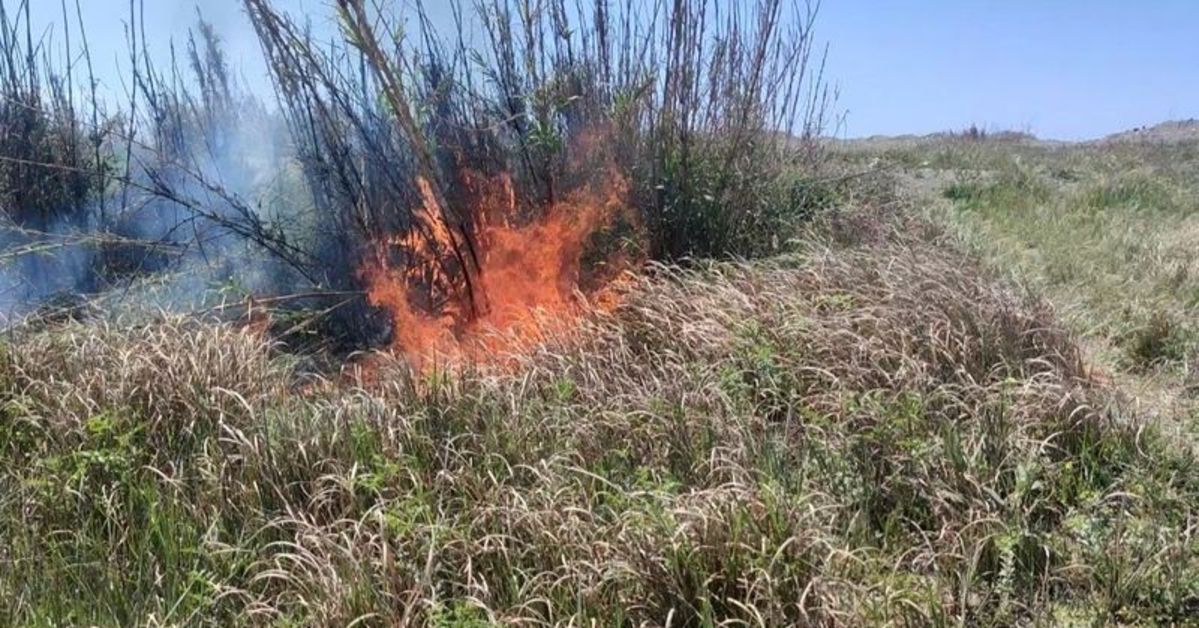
[237, 0, 830, 363]
[9, 1, 1199, 626]
[358, 159, 638, 366]
[0, 0, 832, 361]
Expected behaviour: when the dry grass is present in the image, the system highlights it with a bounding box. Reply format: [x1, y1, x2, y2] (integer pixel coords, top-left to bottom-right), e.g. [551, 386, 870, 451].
[2, 212, 1197, 626]
[833, 133, 1199, 446]
[846, 135, 1199, 371]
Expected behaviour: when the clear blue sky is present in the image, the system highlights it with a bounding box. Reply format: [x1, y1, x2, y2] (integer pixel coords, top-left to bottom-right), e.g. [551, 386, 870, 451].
[819, 1, 1199, 139]
[27, 1, 1199, 141]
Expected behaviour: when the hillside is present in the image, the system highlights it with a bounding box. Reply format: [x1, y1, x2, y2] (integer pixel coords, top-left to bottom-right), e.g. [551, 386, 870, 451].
[1102, 119, 1199, 144]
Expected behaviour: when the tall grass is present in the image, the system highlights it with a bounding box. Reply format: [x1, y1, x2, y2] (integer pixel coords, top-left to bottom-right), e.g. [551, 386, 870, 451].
[0, 0, 105, 230]
[243, 0, 833, 342]
[2, 210, 1197, 624]
[922, 137, 1199, 374]
[0, 0, 834, 344]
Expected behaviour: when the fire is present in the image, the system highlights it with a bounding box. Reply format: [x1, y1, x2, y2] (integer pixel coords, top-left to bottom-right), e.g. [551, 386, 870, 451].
[358, 161, 635, 369]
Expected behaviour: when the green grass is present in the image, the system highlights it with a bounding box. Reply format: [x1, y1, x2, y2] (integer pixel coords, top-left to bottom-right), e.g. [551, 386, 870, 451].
[851, 137, 1199, 376]
[3, 211, 1199, 625]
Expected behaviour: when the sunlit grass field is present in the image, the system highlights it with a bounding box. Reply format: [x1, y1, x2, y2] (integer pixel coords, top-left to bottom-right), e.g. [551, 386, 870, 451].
[5, 204, 1199, 625]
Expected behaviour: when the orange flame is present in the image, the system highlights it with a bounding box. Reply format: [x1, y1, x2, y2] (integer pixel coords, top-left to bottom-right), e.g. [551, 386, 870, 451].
[358, 155, 636, 369]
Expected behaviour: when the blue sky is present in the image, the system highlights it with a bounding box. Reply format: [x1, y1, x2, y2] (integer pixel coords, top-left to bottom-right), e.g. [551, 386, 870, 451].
[26, 1, 1199, 140]
[819, 1, 1199, 139]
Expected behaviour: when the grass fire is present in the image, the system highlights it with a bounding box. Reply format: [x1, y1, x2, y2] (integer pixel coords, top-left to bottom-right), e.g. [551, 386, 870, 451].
[3, 0, 1199, 625]
[358, 149, 637, 367]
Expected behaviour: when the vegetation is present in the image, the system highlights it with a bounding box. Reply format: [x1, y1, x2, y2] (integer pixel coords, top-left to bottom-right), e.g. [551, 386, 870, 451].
[4, 208, 1199, 625]
[862, 134, 1199, 367]
[1, 0, 836, 343]
[833, 131, 1199, 440]
[241, 0, 834, 343]
[3, 0, 1199, 625]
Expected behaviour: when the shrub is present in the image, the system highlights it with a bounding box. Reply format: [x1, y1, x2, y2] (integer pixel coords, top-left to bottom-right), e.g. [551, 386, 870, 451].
[243, 0, 833, 343]
[1, 0, 835, 345]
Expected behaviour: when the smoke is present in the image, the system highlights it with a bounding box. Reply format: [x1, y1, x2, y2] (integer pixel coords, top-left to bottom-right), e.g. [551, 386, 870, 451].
[5, 0, 818, 360]
[96, 104, 315, 320]
[0, 7, 316, 325]
[0, 217, 96, 320]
